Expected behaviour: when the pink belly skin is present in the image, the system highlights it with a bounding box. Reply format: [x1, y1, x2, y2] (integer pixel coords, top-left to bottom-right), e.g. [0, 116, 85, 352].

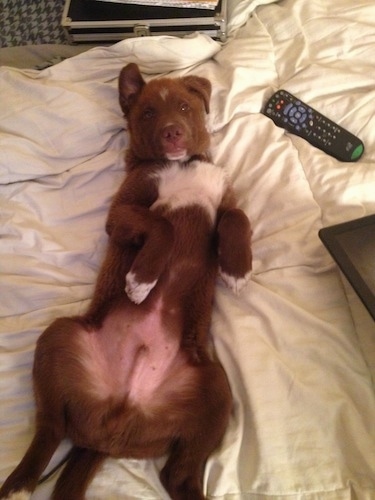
[73, 296, 194, 411]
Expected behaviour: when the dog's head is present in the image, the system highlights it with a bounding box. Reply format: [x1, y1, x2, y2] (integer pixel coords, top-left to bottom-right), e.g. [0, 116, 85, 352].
[119, 63, 212, 162]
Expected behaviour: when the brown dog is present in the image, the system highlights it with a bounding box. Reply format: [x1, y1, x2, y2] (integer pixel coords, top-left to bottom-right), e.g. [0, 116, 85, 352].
[0, 63, 252, 500]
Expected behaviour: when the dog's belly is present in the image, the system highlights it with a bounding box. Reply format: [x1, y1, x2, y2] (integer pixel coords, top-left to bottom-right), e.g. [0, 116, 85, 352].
[47, 297, 199, 456]
[78, 298, 191, 409]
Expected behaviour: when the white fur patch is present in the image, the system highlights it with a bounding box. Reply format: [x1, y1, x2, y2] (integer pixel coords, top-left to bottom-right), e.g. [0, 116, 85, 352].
[125, 271, 157, 304]
[151, 160, 228, 223]
[1, 490, 31, 500]
[160, 87, 169, 101]
[219, 268, 252, 294]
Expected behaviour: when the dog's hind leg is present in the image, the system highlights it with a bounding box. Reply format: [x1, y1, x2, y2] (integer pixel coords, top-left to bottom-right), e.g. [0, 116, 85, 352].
[160, 439, 207, 500]
[52, 447, 106, 500]
[160, 362, 232, 500]
[0, 425, 62, 500]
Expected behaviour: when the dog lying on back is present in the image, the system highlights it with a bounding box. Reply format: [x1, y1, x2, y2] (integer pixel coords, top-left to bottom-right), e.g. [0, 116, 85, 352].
[0, 63, 252, 500]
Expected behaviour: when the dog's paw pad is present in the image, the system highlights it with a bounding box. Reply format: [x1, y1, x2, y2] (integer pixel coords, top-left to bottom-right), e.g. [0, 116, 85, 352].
[219, 268, 252, 295]
[125, 272, 157, 304]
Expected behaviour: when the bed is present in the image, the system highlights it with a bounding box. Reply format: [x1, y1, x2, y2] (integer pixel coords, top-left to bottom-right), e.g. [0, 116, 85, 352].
[1, 0, 375, 498]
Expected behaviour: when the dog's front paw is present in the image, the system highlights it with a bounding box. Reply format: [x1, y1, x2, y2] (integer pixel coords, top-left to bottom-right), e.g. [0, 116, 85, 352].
[125, 271, 158, 304]
[219, 268, 252, 295]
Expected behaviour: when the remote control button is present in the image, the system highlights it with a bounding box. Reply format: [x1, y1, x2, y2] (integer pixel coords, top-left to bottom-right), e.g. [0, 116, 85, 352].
[351, 144, 364, 160]
[284, 103, 294, 115]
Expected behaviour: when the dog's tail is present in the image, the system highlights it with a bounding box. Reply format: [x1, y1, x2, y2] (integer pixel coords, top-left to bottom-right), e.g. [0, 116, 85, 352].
[35, 447, 72, 485]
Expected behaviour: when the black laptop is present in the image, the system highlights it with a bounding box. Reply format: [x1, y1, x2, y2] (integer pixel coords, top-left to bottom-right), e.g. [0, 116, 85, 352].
[319, 214, 375, 321]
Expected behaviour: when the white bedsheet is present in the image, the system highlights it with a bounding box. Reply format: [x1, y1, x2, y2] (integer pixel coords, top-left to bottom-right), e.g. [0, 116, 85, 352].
[1, 0, 375, 498]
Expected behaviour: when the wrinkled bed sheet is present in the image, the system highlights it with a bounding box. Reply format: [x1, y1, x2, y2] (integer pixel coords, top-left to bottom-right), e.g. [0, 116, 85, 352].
[1, 0, 375, 498]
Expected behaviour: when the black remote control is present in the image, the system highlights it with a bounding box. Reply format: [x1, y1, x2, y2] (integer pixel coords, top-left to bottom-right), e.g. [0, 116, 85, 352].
[262, 90, 364, 162]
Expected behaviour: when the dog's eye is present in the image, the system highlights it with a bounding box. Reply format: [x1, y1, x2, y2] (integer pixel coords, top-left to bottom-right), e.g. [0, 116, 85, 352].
[142, 108, 155, 120]
[180, 103, 190, 112]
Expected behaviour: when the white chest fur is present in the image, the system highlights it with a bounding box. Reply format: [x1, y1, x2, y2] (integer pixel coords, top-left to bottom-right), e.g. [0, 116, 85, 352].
[151, 160, 228, 223]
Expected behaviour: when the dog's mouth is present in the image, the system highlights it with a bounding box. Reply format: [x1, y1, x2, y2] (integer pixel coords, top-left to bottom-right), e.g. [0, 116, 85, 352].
[165, 148, 189, 162]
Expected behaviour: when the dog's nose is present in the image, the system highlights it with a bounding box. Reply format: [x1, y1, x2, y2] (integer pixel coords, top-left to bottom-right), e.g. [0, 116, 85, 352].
[162, 124, 184, 144]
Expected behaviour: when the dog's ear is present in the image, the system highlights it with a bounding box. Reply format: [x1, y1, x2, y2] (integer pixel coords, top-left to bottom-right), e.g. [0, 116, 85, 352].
[118, 63, 146, 116]
[182, 76, 212, 114]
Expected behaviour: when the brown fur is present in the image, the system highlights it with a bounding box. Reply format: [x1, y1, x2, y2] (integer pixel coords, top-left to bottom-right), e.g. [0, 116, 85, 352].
[0, 63, 252, 500]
